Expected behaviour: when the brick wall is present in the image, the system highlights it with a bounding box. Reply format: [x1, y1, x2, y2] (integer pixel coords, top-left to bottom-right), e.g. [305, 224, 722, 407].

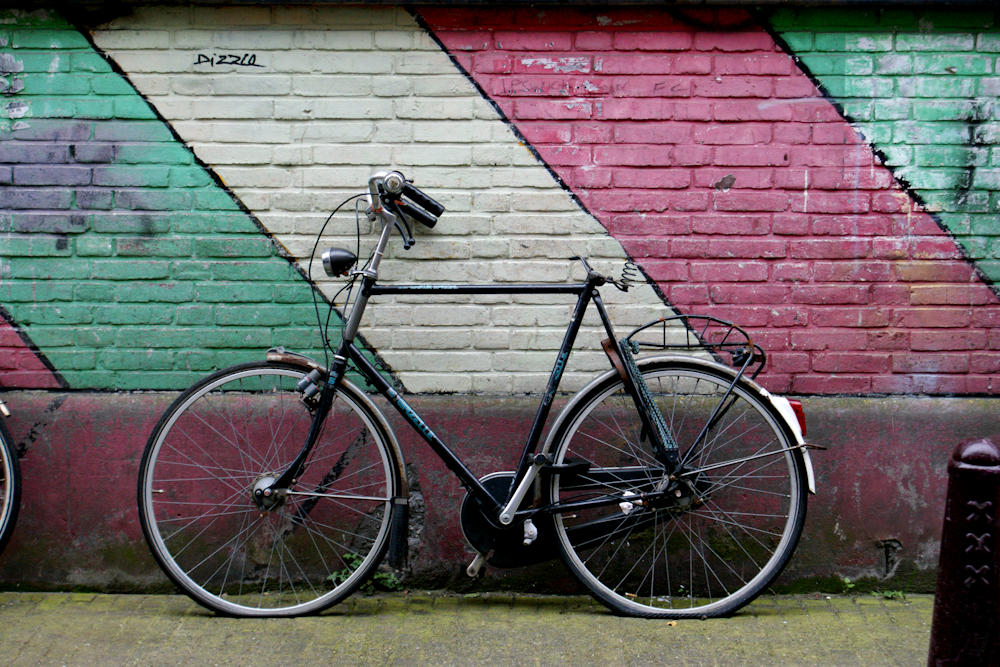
[2, 5, 1000, 396]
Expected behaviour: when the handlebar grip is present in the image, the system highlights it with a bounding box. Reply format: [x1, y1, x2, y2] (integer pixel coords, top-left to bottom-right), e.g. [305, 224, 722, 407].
[401, 183, 445, 217]
[395, 200, 438, 229]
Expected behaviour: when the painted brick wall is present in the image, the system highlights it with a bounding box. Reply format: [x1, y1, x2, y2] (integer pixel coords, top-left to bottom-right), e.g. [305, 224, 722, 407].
[2, 5, 1000, 396]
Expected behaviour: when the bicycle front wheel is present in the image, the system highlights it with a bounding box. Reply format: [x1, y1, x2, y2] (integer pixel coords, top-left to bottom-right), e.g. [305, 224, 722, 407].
[0, 419, 21, 555]
[139, 361, 402, 617]
[548, 358, 807, 618]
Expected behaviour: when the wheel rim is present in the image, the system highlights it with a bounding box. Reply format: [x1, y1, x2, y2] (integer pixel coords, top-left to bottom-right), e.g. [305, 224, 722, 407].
[552, 365, 803, 617]
[141, 367, 394, 616]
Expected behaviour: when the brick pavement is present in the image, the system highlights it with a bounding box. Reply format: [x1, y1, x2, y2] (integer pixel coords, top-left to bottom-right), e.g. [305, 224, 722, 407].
[0, 592, 932, 666]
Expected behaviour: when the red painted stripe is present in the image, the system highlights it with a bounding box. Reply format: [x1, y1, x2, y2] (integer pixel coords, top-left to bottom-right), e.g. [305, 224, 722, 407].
[0, 316, 63, 389]
[418, 6, 1000, 395]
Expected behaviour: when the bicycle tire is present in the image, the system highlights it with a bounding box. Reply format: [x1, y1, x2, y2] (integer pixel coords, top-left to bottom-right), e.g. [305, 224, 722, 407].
[138, 361, 402, 617]
[546, 357, 807, 618]
[0, 419, 20, 555]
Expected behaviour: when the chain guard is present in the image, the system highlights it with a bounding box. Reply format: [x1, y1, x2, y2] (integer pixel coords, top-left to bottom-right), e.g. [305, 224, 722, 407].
[459, 473, 559, 568]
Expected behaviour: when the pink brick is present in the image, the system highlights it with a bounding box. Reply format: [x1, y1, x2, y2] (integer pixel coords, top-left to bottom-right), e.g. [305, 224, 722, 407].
[640, 259, 689, 282]
[708, 284, 788, 305]
[445, 32, 493, 51]
[535, 145, 592, 166]
[672, 101, 713, 121]
[791, 101, 847, 123]
[669, 284, 710, 304]
[971, 353, 1000, 374]
[712, 100, 793, 122]
[791, 285, 870, 305]
[812, 352, 889, 374]
[966, 376, 999, 395]
[810, 215, 892, 236]
[774, 77, 819, 99]
[594, 54, 672, 75]
[707, 238, 787, 259]
[571, 123, 612, 143]
[913, 375, 969, 395]
[612, 122, 692, 144]
[871, 375, 914, 394]
[792, 192, 871, 214]
[514, 99, 593, 120]
[758, 374, 793, 394]
[612, 168, 691, 189]
[665, 192, 710, 211]
[613, 31, 694, 51]
[673, 145, 713, 166]
[792, 331, 868, 351]
[894, 261, 975, 283]
[868, 331, 909, 351]
[871, 238, 908, 260]
[670, 238, 710, 258]
[911, 239, 965, 261]
[790, 146, 874, 167]
[870, 284, 911, 305]
[811, 124, 865, 145]
[495, 32, 573, 50]
[911, 331, 987, 351]
[694, 168, 774, 190]
[612, 76, 693, 98]
[893, 353, 969, 374]
[514, 55, 593, 74]
[690, 260, 768, 282]
[525, 123, 574, 144]
[571, 167, 612, 188]
[812, 261, 892, 282]
[692, 31, 775, 52]
[772, 262, 812, 282]
[673, 54, 713, 74]
[811, 307, 890, 328]
[714, 146, 790, 167]
[872, 192, 914, 213]
[693, 77, 773, 98]
[713, 192, 789, 212]
[594, 145, 673, 167]
[596, 99, 673, 119]
[620, 238, 668, 257]
[692, 123, 771, 145]
[972, 307, 1000, 327]
[770, 307, 810, 327]
[714, 55, 792, 75]
[788, 239, 871, 259]
[575, 31, 614, 50]
[686, 305, 770, 327]
[892, 308, 972, 328]
[772, 214, 810, 235]
[609, 214, 691, 236]
[793, 375, 872, 394]
[910, 285, 995, 306]
[773, 124, 812, 144]
[472, 53, 513, 74]
[691, 214, 770, 235]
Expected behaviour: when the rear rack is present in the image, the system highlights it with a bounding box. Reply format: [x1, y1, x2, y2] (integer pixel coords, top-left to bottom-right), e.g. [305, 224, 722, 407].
[623, 315, 766, 381]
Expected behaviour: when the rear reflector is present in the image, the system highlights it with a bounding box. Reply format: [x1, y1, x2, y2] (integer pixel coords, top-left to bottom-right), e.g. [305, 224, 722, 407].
[787, 399, 806, 437]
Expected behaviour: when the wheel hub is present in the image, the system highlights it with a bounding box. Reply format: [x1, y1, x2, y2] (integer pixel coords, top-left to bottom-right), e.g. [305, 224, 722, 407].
[251, 474, 288, 511]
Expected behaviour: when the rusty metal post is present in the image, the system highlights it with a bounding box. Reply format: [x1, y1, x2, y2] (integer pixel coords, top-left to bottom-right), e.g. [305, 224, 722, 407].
[927, 438, 1000, 667]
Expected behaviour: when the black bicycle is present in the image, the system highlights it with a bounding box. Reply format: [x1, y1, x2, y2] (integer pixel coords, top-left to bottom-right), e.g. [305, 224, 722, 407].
[138, 171, 817, 618]
[0, 398, 21, 556]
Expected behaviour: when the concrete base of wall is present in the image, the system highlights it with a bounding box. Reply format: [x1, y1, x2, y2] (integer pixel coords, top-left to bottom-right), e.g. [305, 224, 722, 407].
[0, 390, 991, 595]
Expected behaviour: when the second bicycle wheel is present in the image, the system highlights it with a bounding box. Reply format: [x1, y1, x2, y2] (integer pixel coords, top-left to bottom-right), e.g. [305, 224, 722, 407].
[0, 418, 21, 556]
[547, 358, 807, 618]
[139, 361, 402, 617]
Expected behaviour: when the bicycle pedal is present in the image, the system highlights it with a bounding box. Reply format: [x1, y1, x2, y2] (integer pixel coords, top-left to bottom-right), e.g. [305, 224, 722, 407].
[466, 551, 489, 578]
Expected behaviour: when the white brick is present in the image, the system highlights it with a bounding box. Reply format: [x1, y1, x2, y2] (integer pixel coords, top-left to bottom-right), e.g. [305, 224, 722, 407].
[215, 30, 293, 50]
[106, 51, 192, 73]
[194, 144, 273, 165]
[313, 6, 396, 26]
[293, 75, 371, 97]
[373, 121, 413, 143]
[213, 122, 291, 143]
[313, 144, 393, 165]
[471, 374, 513, 394]
[472, 330, 510, 349]
[312, 99, 394, 119]
[131, 75, 170, 96]
[170, 120, 214, 142]
[473, 146, 514, 166]
[512, 192, 581, 213]
[392, 145, 472, 167]
[395, 98, 474, 120]
[171, 75, 213, 95]
[301, 167, 372, 188]
[400, 373, 471, 394]
[216, 167, 294, 188]
[93, 30, 170, 49]
[395, 53, 459, 75]
[372, 76, 411, 97]
[293, 30, 373, 50]
[172, 31, 213, 49]
[192, 98, 273, 118]
[297, 122, 375, 143]
[412, 121, 493, 144]
[392, 329, 471, 350]
[374, 30, 415, 51]
[412, 352, 491, 372]
[212, 75, 291, 96]
[473, 192, 510, 212]
[412, 306, 489, 327]
[272, 145, 313, 166]
[271, 51, 393, 74]
[493, 306, 573, 327]
[411, 76, 477, 97]
[100, 6, 192, 28]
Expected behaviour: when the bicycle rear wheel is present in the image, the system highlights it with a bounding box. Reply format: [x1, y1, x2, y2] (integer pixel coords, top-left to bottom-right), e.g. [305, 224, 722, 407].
[0, 419, 21, 555]
[547, 358, 807, 618]
[139, 361, 402, 617]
